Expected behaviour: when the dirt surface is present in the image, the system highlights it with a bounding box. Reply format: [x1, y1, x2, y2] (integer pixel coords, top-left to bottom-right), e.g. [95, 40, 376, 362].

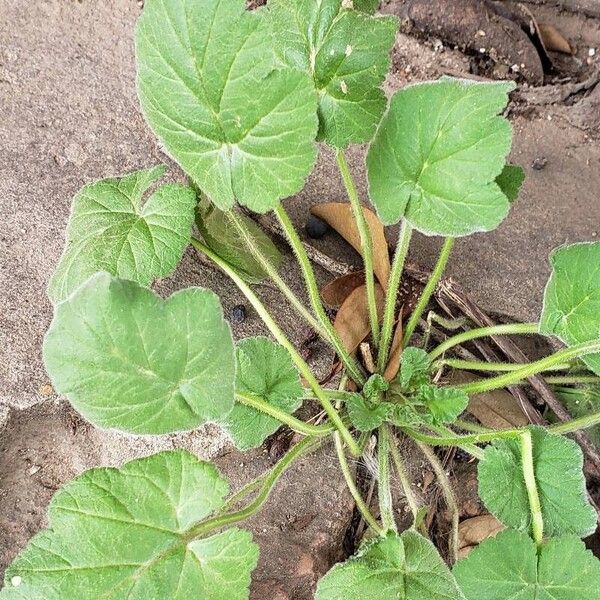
[1, 0, 600, 595]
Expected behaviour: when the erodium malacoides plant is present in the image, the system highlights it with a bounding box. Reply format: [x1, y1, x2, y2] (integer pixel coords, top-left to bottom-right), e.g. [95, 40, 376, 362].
[4, 1, 600, 598]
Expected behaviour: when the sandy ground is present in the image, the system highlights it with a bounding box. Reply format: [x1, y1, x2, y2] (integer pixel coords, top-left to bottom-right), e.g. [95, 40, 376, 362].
[1, 0, 600, 597]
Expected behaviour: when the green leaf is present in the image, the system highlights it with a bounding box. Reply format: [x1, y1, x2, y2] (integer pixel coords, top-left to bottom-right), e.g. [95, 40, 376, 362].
[540, 243, 600, 375]
[43, 272, 235, 434]
[353, 0, 380, 14]
[136, 0, 318, 213]
[223, 337, 303, 449]
[478, 427, 596, 537]
[453, 529, 600, 600]
[2, 451, 258, 600]
[347, 395, 392, 432]
[267, 0, 397, 148]
[552, 386, 600, 448]
[398, 347, 431, 389]
[48, 166, 196, 304]
[367, 78, 515, 235]
[417, 385, 469, 425]
[316, 530, 465, 599]
[363, 373, 390, 401]
[495, 164, 525, 203]
[196, 197, 282, 283]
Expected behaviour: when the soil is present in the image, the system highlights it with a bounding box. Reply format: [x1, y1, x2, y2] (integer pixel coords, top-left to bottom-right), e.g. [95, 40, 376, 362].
[1, 0, 600, 597]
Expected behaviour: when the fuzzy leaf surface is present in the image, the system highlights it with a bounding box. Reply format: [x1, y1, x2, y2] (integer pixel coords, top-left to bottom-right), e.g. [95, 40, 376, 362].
[223, 337, 303, 449]
[136, 0, 318, 212]
[268, 0, 397, 148]
[417, 385, 469, 425]
[316, 530, 465, 599]
[346, 395, 392, 432]
[1, 451, 258, 600]
[540, 242, 600, 375]
[398, 347, 431, 389]
[44, 273, 235, 434]
[454, 529, 600, 600]
[478, 427, 596, 537]
[367, 79, 514, 235]
[48, 166, 196, 304]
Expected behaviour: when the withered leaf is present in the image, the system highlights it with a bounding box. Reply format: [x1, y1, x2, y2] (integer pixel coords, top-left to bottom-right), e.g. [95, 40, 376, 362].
[321, 271, 366, 307]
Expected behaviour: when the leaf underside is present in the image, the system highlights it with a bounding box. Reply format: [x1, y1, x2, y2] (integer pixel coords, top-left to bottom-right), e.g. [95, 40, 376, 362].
[2, 451, 258, 600]
[43, 272, 235, 434]
[136, 0, 318, 213]
[478, 427, 596, 538]
[367, 78, 515, 235]
[453, 529, 600, 600]
[540, 242, 600, 375]
[48, 166, 196, 304]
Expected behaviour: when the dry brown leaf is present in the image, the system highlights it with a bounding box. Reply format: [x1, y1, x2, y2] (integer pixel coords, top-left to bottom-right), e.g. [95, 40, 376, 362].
[333, 283, 385, 355]
[321, 271, 366, 307]
[359, 342, 376, 374]
[450, 371, 529, 429]
[539, 23, 572, 54]
[457, 514, 505, 559]
[311, 202, 390, 288]
[383, 314, 404, 382]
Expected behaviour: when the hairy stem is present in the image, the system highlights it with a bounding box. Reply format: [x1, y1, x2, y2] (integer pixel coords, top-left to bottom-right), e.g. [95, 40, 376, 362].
[521, 430, 544, 548]
[415, 440, 459, 564]
[403, 237, 455, 347]
[388, 433, 419, 520]
[274, 205, 366, 386]
[456, 340, 600, 394]
[428, 323, 539, 361]
[191, 237, 360, 456]
[228, 211, 326, 338]
[438, 358, 572, 373]
[377, 424, 397, 532]
[336, 149, 380, 345]
[302, 389, 359, 403]
[377, 221, 413, 372]
[235, 392, 335, 437]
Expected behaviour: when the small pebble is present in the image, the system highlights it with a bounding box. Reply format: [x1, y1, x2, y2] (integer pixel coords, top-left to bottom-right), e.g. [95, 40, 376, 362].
[532, 157, 548, 171]
[230, 304, 247, 324]
[305, 215, 329, 239]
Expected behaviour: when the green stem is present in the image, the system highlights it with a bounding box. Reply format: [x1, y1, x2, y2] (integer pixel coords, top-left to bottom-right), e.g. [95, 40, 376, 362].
[336, 149, 380, 345]
[388, 434, 419, 520]
[439, 358, 572, 373]
[377, 221, 413, 372]
[521, 431, 544, 548]
[302, 389, 358, 403]
[274, 205, 366, 386]
[415, 440, 459, 564]
[404, 237, 455, 347]
[456, 340, 600, 394]
[191, 237, 360, 456]
[228, 211, 326, 338]
[428, 323, 539, 361]
[377, 424, 397, 532]
[432, 425, 485, 460]
[219, 476, 266, 514]
[235, 392, 335, 437]
[545, 375, 600, 385]
[188, 436, 320, 539]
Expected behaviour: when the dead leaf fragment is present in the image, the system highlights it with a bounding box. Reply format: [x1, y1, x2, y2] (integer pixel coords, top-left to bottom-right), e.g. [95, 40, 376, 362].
[458, 514, 505, 559]
[539, 23, 572, 55]
[321, 271, 366, 307]
[311, 202, 390, 288]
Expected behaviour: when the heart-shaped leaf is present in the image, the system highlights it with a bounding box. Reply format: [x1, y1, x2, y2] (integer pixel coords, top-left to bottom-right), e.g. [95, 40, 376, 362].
[48, 166, 196, 304]
[223, 337, 303, 449]
[267, 0, 397, 148]
[454, 529, 600, 600]
[540, 242, 600, 375]
[196, 198, 282, 283]
[316, 530, 465, 599]
[136, 0, 318, 212]
[2, 451, 258, 600]
[478, 427, 596, 538]
[43, 272, 235, 434]
[367, 78, 515, 235]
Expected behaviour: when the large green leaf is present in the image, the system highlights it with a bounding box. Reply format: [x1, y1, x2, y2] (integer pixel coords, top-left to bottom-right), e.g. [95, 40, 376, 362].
[196, 197, 282, 283]
[136, 0, 318, 213]
[1, 451, 258, 600]
[267, 0, 397, 148]
[43, 272, 235, 434]
[367, 78, 514, 235]
[540, 243, 600, 375]
[315, 530, 465, 599]
[48, 166, 196, 304]
[347, 394, 392, 432]
[478, 427, 596, 538]
[417, 385, 469, 425]
[223, 337, 303, 449]
[454, 529, 600, 600]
